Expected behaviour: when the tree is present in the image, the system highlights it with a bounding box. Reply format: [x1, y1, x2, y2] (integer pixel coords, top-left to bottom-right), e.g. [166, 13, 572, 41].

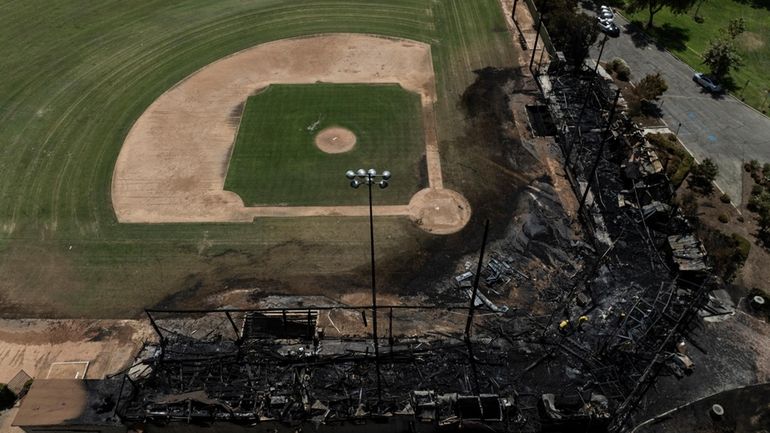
[758, 206, 770, 245]
[689, 158, 719, 194]
[627, 73, 668, 116]
[549, 11, 598, 69]
[636, 72, 668, 101]
[702, 38, 742, 80]
[627, 0, 698, 28]
[726, 17, 746, 40]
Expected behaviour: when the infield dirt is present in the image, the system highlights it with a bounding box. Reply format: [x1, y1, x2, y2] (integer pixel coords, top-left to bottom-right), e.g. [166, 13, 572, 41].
[113, 33, 448, 224]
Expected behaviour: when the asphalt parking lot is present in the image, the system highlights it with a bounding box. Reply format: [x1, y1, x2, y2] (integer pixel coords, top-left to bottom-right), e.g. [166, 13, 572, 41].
[589, 12, 770, 203]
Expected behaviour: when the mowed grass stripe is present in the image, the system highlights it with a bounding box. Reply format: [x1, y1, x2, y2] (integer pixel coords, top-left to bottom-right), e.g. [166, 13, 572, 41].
[0, 0, 517, 317]
[224, 84, 425, 207]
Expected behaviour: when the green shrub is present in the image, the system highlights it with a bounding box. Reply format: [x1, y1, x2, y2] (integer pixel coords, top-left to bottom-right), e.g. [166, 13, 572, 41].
[732, 233, 751, 263]
[689, 159, 719, 194]
[720, 193, 731, 204]
[752, 185, 764, 196]
[718, 214, 729, 223]
[738, 215, 745, 223]
[699, 228, 750, 282]
[609, 58, 631, 81]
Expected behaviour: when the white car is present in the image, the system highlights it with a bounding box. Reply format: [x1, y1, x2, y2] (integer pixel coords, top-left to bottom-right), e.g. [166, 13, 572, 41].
[597, 17, 620, 37]
[693, 72, 723, 93]
[598, 6, 614, 20]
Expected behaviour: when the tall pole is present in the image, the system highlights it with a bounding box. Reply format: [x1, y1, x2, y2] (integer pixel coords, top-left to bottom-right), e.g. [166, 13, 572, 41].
[578, 89, 621, 215]
[346, 168, 390, 406]
[366, 173, 382, 404]
[593, 35, 609, 76]
[529, 13, 543, 73]
[465, 219, 490, 338]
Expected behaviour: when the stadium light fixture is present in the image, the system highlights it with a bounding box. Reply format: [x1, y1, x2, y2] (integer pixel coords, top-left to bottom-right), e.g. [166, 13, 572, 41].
[345, 167, 392, 406]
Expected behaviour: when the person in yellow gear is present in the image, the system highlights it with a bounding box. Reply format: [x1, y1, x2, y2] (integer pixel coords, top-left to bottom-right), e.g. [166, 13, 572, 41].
[559, 320, 570, 332]
[578, 315, 589, 331]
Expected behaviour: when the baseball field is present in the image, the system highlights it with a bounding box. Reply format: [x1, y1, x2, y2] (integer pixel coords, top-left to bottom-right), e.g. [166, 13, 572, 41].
[0, 0, 525, 317]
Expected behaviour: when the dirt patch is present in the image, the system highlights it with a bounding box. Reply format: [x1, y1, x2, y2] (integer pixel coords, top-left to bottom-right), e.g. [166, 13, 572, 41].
[739, 32, 765, 51]
[0, 319, 152, 383]
[408, 188, 472, 235]
[113, 33, 442, 223]
[314, 127, 356, 153]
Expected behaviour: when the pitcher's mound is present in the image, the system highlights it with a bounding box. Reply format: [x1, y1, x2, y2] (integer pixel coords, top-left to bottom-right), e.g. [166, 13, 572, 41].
[408, 188, 471, 235]
[315, 127, 356, 153]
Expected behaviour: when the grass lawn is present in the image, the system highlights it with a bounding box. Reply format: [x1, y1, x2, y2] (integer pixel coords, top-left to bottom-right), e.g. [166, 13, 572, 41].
[626, 0, 770, 112]
[0, 0, 518, 317]
[225, 84, 424, 207]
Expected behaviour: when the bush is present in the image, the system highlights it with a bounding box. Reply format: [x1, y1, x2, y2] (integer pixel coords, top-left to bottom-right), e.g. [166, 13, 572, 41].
[749, 160, 761, 172]
[738, 215, 745, 223]
[609, 58, 631, 81]
[720, 193, 731, 204]
[689, 158, 719, 194]
[699, 227, 750, 281]
[752, 185, 764, 196]
[733, 233, 751, 262]
[718, 214, 729, 223]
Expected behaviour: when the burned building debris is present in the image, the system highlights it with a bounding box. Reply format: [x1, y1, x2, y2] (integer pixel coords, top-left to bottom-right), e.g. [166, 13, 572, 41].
[62, 61, 731, 433]
[113, 308, 526, 432]
[13, 22, 762, 433]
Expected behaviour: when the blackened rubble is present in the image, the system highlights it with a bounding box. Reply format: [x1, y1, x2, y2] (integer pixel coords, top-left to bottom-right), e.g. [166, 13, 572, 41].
[106, 61, 740, 433]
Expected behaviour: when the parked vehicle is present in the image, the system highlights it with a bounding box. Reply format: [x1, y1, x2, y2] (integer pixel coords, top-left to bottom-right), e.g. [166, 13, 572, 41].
[693, 72, 723, 93]
[597, 17, 620, 37]
[598, 6, 614, 20]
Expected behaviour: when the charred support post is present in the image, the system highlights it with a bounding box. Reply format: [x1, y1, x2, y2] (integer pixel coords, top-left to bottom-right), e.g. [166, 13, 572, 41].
[593, 35, 609, 76]
[578, 89, 621, 215]
[145, 310, 164, 343]
[529, 13, 544, 74]
[388, 307, 394, 351]
[512, 0, 519, 21]
[465, 220, 491, 339]
[225, 311, 240, 341]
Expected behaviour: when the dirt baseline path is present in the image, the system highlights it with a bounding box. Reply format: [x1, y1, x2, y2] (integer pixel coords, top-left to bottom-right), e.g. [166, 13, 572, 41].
[112, 33, 467, 232]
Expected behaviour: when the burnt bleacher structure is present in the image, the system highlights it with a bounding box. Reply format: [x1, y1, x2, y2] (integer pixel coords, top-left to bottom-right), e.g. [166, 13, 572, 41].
[114, 307, 523, 433]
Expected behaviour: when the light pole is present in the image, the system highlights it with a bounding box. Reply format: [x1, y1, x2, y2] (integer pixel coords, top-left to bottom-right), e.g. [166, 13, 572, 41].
[345, 168, 391, 405]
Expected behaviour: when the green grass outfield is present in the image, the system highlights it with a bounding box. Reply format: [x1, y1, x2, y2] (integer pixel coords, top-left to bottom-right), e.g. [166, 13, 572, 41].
[626, 0, 770, 112]
[225, 84, 424, 207]
[0, 0, 517, 317]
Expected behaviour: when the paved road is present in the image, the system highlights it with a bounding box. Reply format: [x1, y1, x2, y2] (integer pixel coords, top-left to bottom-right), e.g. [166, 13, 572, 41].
[590, 14, 770, 203]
